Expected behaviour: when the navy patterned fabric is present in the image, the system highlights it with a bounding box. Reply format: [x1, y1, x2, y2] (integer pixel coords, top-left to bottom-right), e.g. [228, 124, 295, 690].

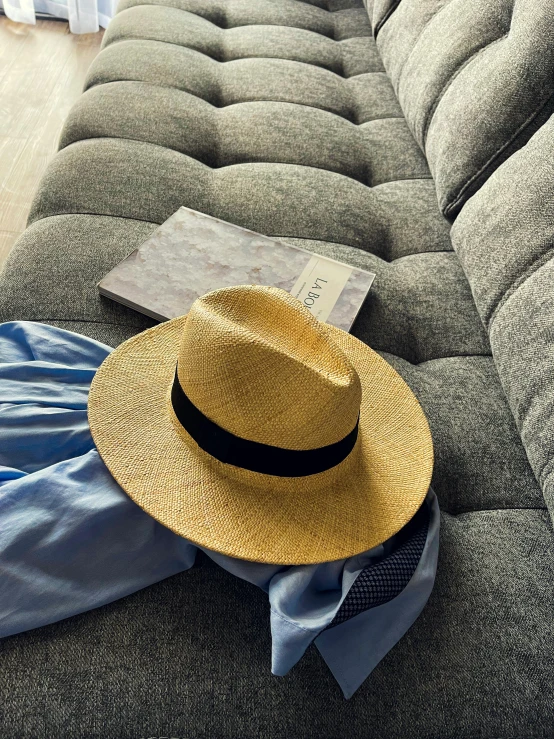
[328, 506, 430, 628]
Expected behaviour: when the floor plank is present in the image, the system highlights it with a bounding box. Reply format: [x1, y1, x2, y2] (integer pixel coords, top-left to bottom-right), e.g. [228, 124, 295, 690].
[0, 17, 104, 247]
[0, 136, 28, 187]
[0, 18, 33, 86]
[0, 20, 73, 139]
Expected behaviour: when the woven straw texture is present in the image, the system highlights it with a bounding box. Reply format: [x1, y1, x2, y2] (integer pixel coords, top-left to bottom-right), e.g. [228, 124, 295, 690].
[89, 286, 433, 564]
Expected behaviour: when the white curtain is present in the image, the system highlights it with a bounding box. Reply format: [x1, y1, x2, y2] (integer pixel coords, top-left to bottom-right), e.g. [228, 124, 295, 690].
[0, 0, 115, 33]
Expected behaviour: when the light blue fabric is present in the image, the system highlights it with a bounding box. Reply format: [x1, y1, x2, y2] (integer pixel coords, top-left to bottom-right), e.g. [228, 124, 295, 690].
[0, 321, 439, 698]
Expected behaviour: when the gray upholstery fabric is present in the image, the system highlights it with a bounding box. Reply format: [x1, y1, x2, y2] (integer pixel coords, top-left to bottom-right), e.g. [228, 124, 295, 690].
[0, 0, 552, 735]
[373, 0, 554, 218]
[1, 510, 552, 738]
[451, 115, 554, 519]
[383, 353, 544, 514]
[364, 0, 400, 35]
[0, 215, 157, 332]
[0, 217, 486, 365]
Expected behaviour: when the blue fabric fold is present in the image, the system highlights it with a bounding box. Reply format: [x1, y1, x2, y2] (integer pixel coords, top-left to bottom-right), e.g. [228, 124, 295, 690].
[0, 321, 439, 698]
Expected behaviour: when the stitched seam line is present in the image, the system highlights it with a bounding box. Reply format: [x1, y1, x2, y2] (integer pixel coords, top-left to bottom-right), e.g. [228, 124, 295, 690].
[487, 246, 554, 330]
[51, 137, 430, 193]
[106, 54, 378, 82]
[26, 205, 383, 257]
[394, 249, 455, 263]
[376, 352, 494, 372]
[72, 134, 373, 183]
[444, 90, 554, 217]
[409, 352, 493, 367]
[116, 0, 360, 19]
[82, 80, 361, 123]
[59, 128, 428, 186]
[422, 32, 508, 150]
[26, 212, 158, 226]
[448, 506, 548, 516]
[395, 0, 457, 87]
[53, 138, 378, 187]
[374, 0, 402, 38]
[24, 209, 380, 255]
[270, 607, 321, 633]
[27, 209, 163, 228]
[98, 35, 374, 80]
[539, 456, 554, 489]
[21, 207, 422, 246]
[86, 64, 394, 126]
[109, 2, 357, 41]
[0, 318, 154, 328]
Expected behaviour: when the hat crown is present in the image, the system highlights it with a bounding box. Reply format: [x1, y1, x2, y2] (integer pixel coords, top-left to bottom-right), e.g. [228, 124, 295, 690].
[177, 285, 362, 450]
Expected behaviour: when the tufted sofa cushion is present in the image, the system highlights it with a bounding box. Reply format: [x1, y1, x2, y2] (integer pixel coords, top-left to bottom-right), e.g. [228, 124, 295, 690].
[0, 0, 552, 736]
[364, 0, 400, 36]
[452, 115, 554, 520]
[372, 0, 554, 219]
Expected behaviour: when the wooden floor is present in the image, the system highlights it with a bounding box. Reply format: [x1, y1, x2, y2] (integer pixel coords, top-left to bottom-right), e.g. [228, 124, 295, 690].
[0, 17, 104, 269]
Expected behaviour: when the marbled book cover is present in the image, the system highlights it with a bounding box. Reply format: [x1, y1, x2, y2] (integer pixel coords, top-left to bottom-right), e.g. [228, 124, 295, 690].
[98, 208, 375, 332]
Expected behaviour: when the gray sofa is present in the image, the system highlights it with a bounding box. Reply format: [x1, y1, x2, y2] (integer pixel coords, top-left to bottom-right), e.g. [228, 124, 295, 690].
[1, 0, 553, 736]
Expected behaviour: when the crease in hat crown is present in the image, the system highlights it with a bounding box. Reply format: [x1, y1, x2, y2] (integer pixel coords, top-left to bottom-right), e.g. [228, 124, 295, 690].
[175, 285, 362, 451]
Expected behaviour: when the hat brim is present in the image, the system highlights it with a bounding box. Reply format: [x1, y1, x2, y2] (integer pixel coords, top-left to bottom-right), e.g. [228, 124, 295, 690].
[88, 316, 433, 565]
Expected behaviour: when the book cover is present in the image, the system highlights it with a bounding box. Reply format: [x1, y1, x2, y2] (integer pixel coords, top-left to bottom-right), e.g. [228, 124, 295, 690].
[98, 207, 375, 332]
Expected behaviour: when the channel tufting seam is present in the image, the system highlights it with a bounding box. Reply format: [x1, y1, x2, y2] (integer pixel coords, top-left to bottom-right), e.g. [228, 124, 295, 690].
[391, 0, 464, 88]
[111, 0, 370, 41]
[373, 0, 401, 38]
[83, 46, 399, 126]
[99, 35, 380, 80]
[114, 0, 365, 22]
[443, 89, 554, 219]
[59, 81, 423, 187]
[380, 0, 514, 152]
[487, 245, 554, 332]
[86, 47, 386, 91]
[29, 136, 443, 264]
[421, 33, 509, 152]
[117, 0, 369, 18]
[100, 9, 374, 76]
[103, 5, 358, 44]
[80, 83, 380, 126]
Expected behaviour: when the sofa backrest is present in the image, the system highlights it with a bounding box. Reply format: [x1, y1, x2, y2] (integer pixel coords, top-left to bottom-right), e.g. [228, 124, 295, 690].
[370, 0, 554, 219]
[450, 114, 554, 519]
[363, 0, 399, 36]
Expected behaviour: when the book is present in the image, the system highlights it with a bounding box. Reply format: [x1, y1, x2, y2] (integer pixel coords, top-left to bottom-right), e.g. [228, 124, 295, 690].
[98, 207, 375, 332]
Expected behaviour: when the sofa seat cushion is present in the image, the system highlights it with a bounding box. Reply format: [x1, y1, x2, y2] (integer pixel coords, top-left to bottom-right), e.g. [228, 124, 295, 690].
[1, 508, 552, 738]
[372, 0, 554, 219]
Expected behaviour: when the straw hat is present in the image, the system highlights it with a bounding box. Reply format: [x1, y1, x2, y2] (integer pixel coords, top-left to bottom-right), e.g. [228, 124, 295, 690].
[89, 285, 433, 565]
